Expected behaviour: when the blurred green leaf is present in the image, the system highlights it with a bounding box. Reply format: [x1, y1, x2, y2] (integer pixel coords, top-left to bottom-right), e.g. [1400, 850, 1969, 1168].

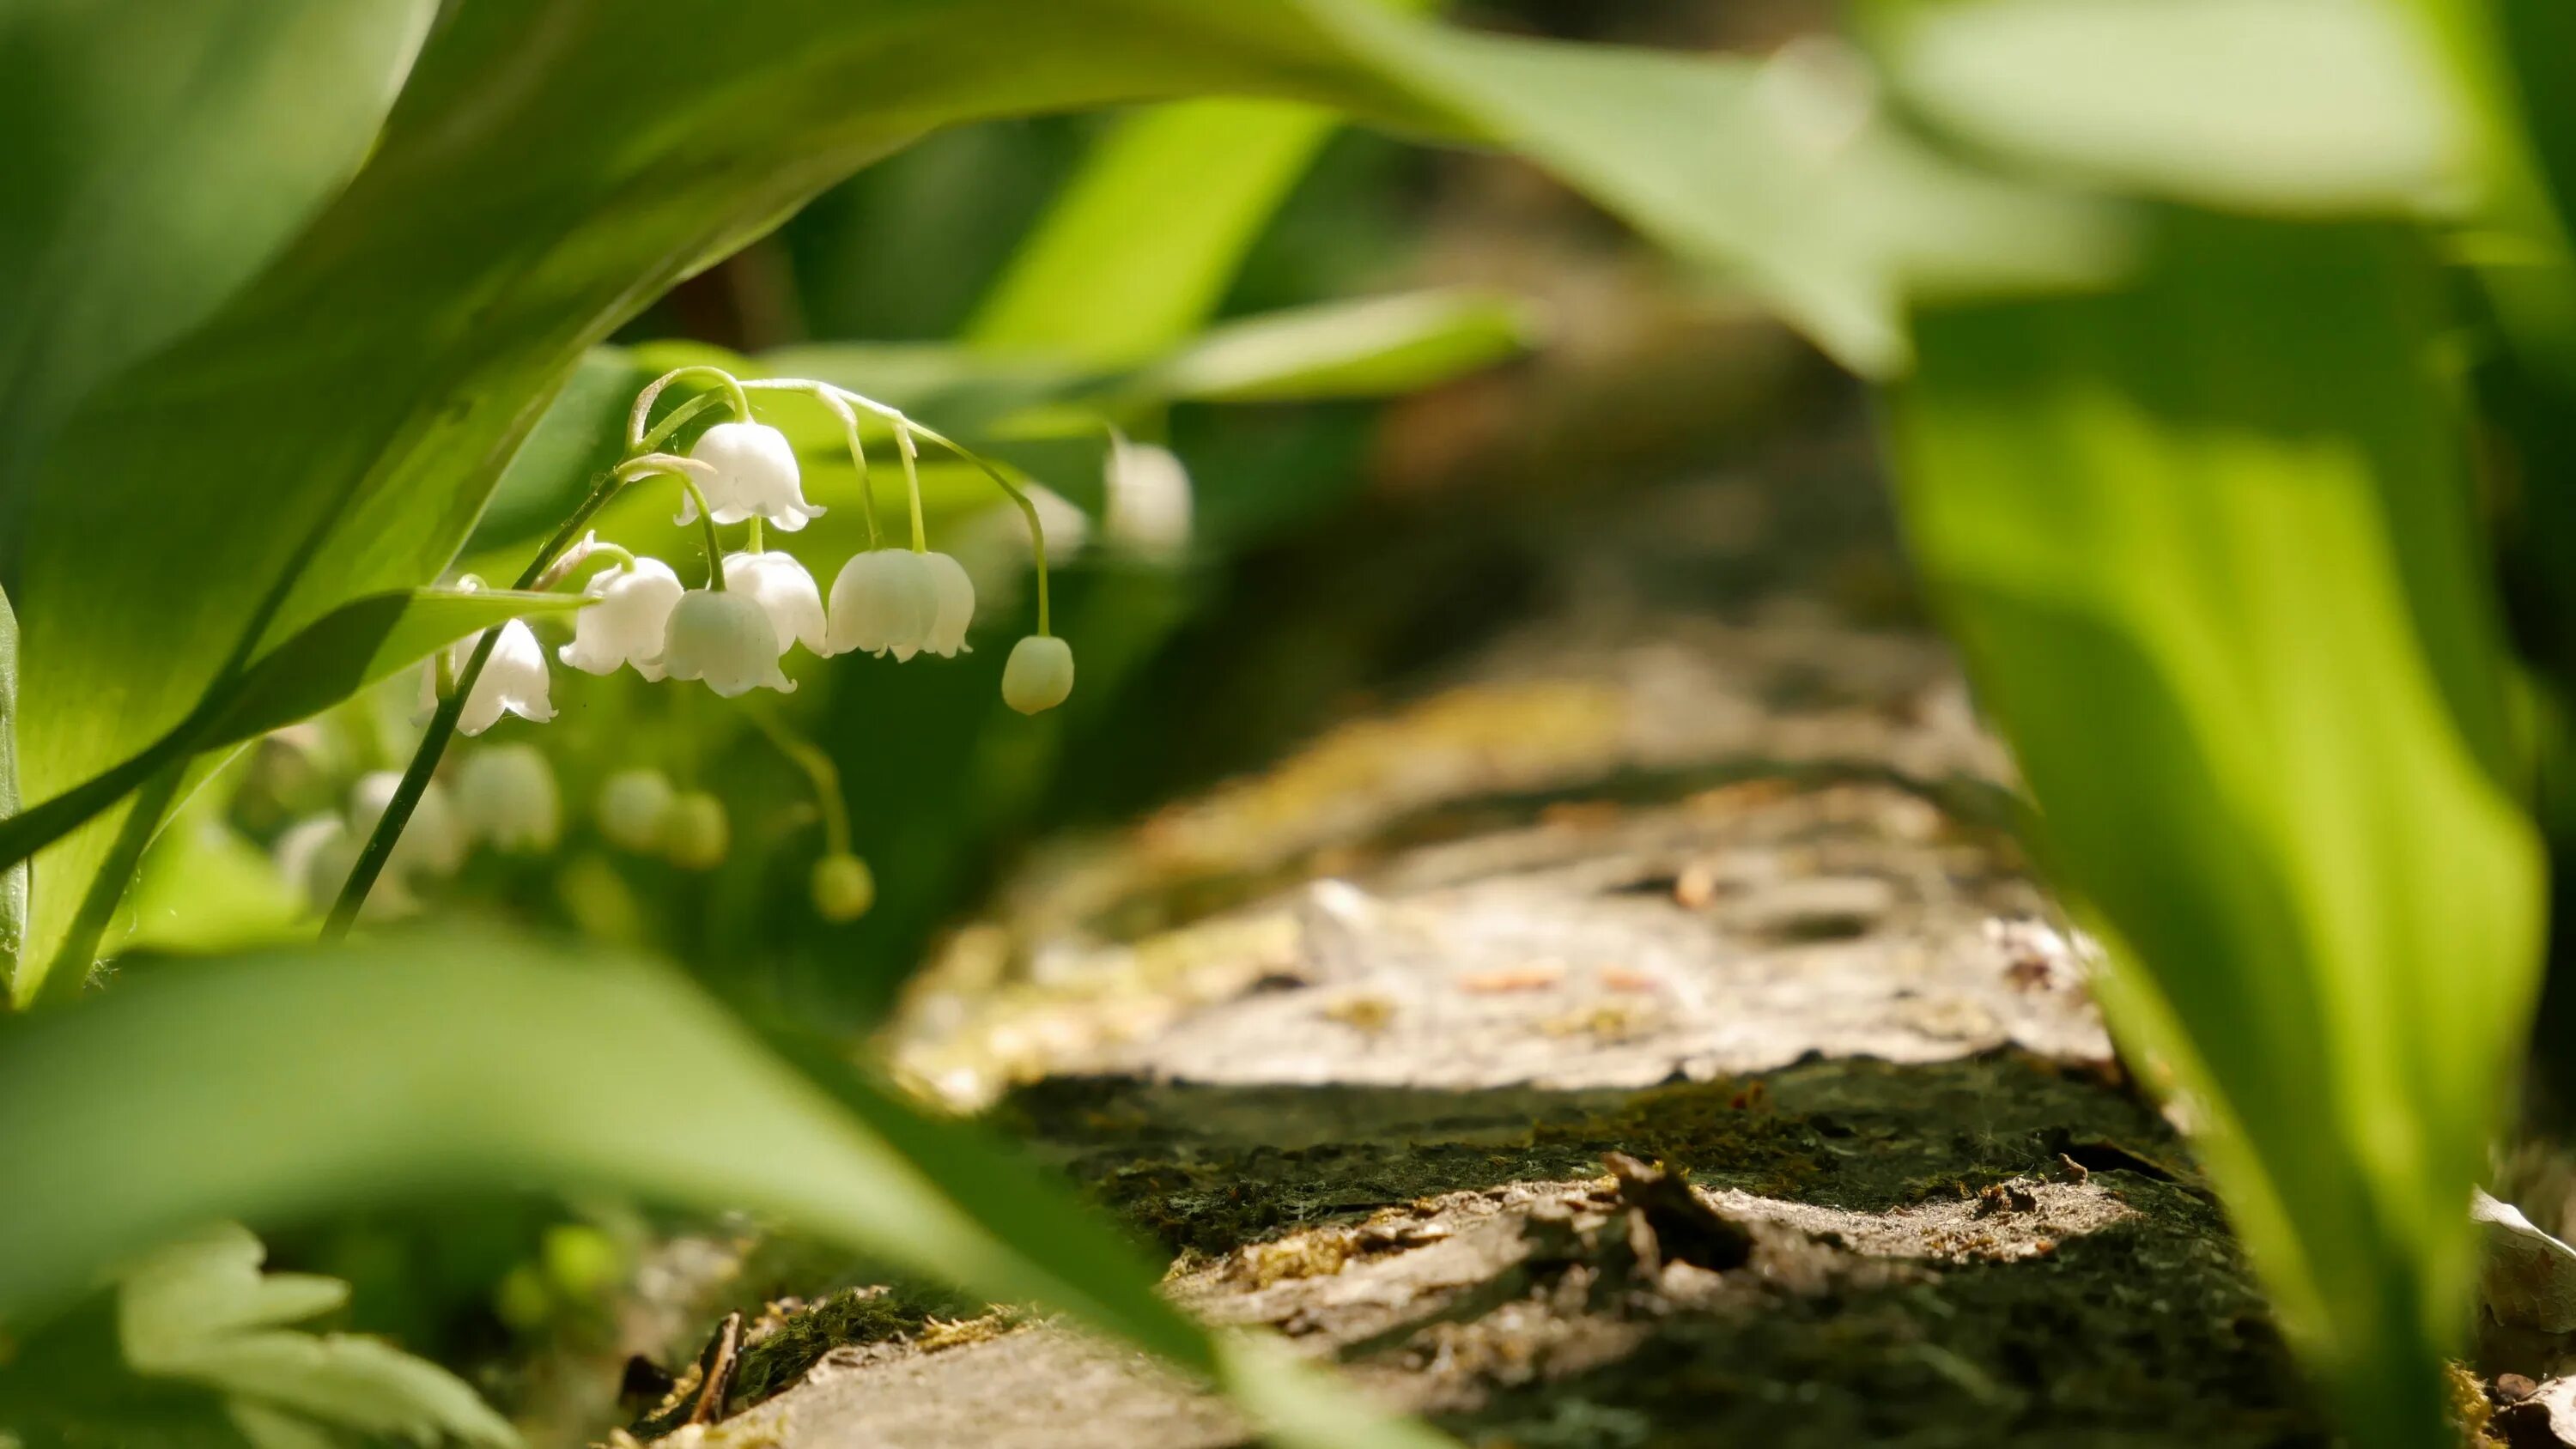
[116, 1222, 514, 1448]
[968, 101, 1348, 367]
[1882, 0, 2473, 217]
[0, 1, 434, 533]
[1886, 212, 2541, 1449]
[0, 1220, 512, 1449]
[120, 782, 304, 959]
[0, 934, 1449, 1449]
[467, 347, 645, 555]
[1, 585, 20, 978]
[0, 589, 584, 882]
[1145, 288, 1535, 402]
[9, 0, 2114, 997]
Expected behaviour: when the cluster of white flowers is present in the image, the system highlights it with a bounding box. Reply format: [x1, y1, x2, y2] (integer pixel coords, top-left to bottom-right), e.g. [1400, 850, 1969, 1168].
[334, 371, 1100, 928]
[426, 379, 1079, 731]
[274, 747, 561, 918]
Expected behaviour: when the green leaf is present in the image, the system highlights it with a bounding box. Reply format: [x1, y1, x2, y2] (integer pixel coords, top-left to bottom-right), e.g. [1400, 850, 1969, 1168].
[1145, 288, 1536, 402]
[115, 1222, 514, 1448]
[9, 0, 2116, 997]
[0, 589, 582, 885]
[1881, 0, 2474, 217]
[0, 934, 1450, 1449]
[967, 100, 1348, 367]
[1885, 211, 2542, 1449]
[0, 1, 434, 537]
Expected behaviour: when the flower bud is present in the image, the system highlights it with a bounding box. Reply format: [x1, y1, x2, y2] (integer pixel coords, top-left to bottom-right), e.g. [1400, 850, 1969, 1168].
[810, 852, 876, 922]
[663, 791, 729, 870]
[921, 551, 976, 658]
[656, 589, 794, 697]
[559, 558, 683, 680]
[720, 549, 828, 658]
[1001, 635, 1074, 715]
[596, 768, 676, 853]
[349, 771, 466, 879]
[825, 549, 937, 658]
[456, 743, 562, 852]
[683, 421, 823, 531]
[1105, 437, 1193, 560]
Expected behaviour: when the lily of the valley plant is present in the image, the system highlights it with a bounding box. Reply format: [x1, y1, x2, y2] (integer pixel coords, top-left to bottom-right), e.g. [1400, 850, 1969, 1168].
[325, 367, 1070, 932]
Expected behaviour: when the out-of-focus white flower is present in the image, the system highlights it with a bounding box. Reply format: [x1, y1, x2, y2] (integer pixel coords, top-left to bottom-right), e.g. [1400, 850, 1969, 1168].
[1000, 635, 1074, 715]
[418, 620, 556, 735]
[349, 771, 466, 880]
[825, 549, 937, 658]
[920, 552, 975, 658]
[664, 791, 730, 870]
[1104, 436, 1193, 560]
[655, 589, 794, 697]
[811, 853, 875, 921]
[456, 743, 562, 852]
[680, 421, 823, 531]
[720, 549, 828, 658]
[559, 558, 683, 680]
[597, 767, 676, 853]
[275, 816, 360, 917]
[948, 485, 1090, 616]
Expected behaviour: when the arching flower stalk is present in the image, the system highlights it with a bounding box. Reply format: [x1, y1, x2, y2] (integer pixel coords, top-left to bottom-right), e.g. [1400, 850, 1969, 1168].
[328, 365, 1077, 934]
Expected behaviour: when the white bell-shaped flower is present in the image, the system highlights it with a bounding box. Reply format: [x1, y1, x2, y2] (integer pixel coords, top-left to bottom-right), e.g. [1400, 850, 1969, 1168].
[418, 620, 556, 736]
[1105, 437, 1193, 560]
[664, 791, 730, 871]
[456, 743, 562, 852]
[920, 551, 976, 658]
[679, 421, 823, 532]
[720, 549, 828, 658]
[349, 771, 467, 880]
[654, 588, 794, 697]
[825, 549, 937, 658]
[596, 767, 677, 853]
[559, 558, 683, 680]
[1001, 635, 1075, 715]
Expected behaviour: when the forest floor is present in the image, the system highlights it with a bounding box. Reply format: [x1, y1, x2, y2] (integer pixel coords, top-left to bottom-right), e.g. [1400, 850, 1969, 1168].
[608, 421, 2359, 1448]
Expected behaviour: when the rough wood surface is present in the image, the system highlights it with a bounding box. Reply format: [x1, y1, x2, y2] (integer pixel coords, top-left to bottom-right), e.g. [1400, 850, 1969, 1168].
[635, 460, 2330, 1447]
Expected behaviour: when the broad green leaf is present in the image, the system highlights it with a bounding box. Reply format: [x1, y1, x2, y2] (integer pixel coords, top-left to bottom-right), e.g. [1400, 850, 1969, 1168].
[1882, 0, 2474, 217]
[0, 935, 1449, 1449]
[0, 590, 583, 885]
[0, 1, 434, 545]
[967, 100, 1348, 367]
[0, 585, 20, 978]
[9, 0, 2117, 997]
[966, 0, 1442, 364]
[466, 346, 645, 555]
[1145, 288, 1535, 402]
[1885, 212, 2541, 1449]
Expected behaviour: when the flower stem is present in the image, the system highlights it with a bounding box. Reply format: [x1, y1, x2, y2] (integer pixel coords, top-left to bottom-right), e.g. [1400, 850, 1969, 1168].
[36, 761, 186, 1003]
[635, 390, 726, 457]
[628, 367, 749, 449]
[744, 705, 851, 855]
[903, 420, 1053, 638]
[895, 425, 927, 555]
[323, 468, 628, 937]
[617, 455, 727, 591]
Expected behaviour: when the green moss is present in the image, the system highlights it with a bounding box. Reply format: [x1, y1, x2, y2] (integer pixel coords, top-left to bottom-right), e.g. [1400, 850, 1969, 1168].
[1532, 1078, 1834, 1198]
[727, 1284, 981, 1408]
